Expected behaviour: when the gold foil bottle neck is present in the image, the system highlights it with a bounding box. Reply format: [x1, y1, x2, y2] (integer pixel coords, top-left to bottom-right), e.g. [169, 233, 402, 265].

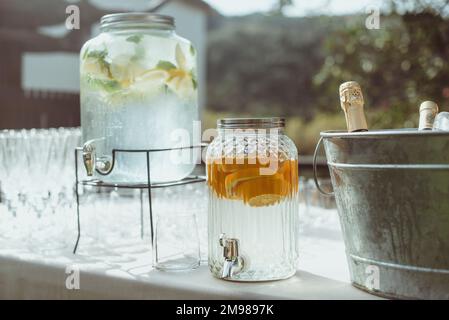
[418, 101, 439, 130]
[339, 81, 364, 108]
[339, 81, 368, 132]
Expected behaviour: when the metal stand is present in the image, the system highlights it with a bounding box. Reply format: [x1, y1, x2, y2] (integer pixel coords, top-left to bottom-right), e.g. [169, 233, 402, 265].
[73, 144, 207, 254]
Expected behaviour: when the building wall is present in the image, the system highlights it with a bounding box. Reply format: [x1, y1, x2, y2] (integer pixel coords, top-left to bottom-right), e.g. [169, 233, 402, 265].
[22, 52, 80, 93]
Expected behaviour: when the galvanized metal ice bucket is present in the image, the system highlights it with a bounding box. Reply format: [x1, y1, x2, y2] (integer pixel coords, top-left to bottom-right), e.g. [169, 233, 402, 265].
[313, 129, 449, 299]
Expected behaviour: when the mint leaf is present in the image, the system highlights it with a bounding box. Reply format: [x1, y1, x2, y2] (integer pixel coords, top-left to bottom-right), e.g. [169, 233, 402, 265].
[190, 69, 198, 89]
[157, 60, 177, 71]
[126, 34, 143, 44]
[85, 49, 110, 71]
[86, 50, 108, 60]
[101, 79, 120, 91]
[190, 44, 196, 56]
[86, 76, 120, 92]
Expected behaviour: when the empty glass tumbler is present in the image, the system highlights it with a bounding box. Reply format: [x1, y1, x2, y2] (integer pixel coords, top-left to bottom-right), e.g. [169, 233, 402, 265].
[153, 213, 200, 271]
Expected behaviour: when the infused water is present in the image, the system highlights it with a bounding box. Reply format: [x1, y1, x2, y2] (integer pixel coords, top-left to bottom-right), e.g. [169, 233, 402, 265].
[207, 151, 299, 281]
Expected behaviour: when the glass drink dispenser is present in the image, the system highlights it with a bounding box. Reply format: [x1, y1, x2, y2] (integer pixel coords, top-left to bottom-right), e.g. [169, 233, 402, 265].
[206, 118, 299, 281]
[80, 13, 198, 183]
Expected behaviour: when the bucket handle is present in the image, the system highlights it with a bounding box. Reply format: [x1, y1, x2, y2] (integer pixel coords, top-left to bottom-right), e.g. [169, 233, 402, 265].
[313, 136, 334, 197]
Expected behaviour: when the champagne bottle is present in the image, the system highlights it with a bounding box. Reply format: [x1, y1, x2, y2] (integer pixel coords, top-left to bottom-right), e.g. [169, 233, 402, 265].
[418, 101, 439, 130]
[339, 81, 368, 132]
[433, 111, 449, 131]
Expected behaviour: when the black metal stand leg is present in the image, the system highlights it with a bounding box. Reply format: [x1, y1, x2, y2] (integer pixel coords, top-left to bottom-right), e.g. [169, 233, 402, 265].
[140, 188, 144, 239]
[146, 152, 154, 248]
[73, 149, 81, 254]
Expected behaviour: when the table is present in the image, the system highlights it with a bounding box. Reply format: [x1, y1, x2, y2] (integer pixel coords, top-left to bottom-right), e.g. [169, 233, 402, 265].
[0, 205, 380, 300]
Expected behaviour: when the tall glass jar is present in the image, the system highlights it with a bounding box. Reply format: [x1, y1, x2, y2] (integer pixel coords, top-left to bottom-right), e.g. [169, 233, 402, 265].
[206, 118, 299, 281]
[80, 13, 198, 183]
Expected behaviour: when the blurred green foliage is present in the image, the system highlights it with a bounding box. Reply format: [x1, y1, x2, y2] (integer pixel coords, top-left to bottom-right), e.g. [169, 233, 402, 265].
[206, 1, 449, 154]
[207, 14, 338, 119]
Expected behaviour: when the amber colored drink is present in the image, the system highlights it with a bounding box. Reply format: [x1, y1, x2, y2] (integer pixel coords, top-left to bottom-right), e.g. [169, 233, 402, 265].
[207, 157, 298, 207]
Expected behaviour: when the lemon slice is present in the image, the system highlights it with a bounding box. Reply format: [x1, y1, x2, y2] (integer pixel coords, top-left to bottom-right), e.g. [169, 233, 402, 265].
[175, 43, 187, 70]
[166, 70, 195, 99]
[131, 69, 169, 96]
[248, 194, 283, 207]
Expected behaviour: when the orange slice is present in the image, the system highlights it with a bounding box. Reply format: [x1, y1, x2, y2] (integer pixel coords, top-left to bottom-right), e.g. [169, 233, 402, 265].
[225, 168, 289, 205]
[224, 168, 262, 198]
[207, 157, 298, 206]
[248, 194, 283, 207]
[237, 176, 287, 203]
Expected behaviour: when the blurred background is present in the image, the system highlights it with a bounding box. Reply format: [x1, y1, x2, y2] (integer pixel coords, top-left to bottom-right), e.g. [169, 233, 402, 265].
[1, 0, 448, 156]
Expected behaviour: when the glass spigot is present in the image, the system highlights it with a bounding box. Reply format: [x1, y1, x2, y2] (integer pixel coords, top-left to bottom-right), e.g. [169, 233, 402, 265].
[219, 233, 244, 279]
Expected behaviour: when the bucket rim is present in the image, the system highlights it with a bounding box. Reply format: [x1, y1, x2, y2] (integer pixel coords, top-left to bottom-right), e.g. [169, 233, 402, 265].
[320, 128, 449, 138]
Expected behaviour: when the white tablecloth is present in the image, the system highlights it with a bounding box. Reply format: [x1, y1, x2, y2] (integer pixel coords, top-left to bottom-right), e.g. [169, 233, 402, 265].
[0, 205, 379, 300]
[0, 251, 376, 299]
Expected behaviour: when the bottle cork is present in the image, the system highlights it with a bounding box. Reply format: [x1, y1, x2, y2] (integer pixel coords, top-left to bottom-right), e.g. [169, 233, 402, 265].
[339, 81, 368, 132]
[418, 101, 439, 130]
